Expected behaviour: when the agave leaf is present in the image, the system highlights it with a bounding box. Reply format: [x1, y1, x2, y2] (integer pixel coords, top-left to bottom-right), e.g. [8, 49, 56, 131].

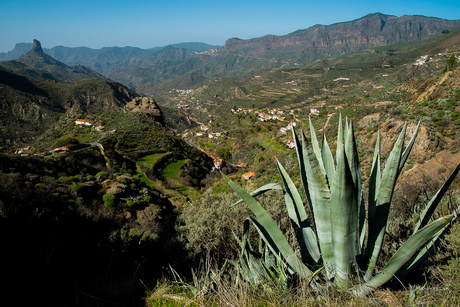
[398, 120, 421, 178]
[232, 183, 284, 206]
[345, 121, 363, 254]
[354, 215, 453, 296]
[292, 128, 315, 219]
[276, 159, 308, 224]
[336, 113, 344, 162]
[248, 215, 313, 278]
[321, 131, 335, 184]
[222, 173, 314, 279]
[309, 117, 326, 174]
[344, 120, 361, 194]
[414, 161, 460, 233]
[364, 124, 406, 280]
[331, 141, 358, 287]
[396, 219, 453, 281]
[298, 126, 334, 276]
[344, 116, 349, 143]
[276, 159, 321, 263]
[360, 132, 381, 258]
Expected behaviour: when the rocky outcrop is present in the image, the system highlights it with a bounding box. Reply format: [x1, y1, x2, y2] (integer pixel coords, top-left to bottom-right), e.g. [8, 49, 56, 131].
[32, 39, 44, 53]
[126, 97, 165, 126]
[409, 66, 460, 101]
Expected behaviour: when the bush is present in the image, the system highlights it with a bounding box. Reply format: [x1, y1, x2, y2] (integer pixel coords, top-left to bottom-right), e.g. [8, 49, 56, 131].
[71, 184, 84, 193]
[451, 111, 459, 117]
[103, 193, 116, 208]
[432, 223, 460, 292]
[178, 189, 288, 260]
[35, 183, 45, 189]
[96, 171, 109, 181]
[144, 196, 152, 203]
[53, 135, 80, 148]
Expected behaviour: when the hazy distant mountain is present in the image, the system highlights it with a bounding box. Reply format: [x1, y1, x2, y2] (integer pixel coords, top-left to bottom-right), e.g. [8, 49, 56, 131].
[0, 41, 220, 74]
[221, 13, 460, 61]
[3, 13, 459, 95]
[0, 40, 104, 82]
[106, 13, 460, 95]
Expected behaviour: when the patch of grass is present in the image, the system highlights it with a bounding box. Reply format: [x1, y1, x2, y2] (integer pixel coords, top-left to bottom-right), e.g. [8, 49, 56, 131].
[138, 153, 168, 168]
[160, 160, 186, 181]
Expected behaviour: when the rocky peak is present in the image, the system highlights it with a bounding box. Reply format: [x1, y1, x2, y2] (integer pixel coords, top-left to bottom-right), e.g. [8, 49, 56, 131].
[32, 39, 44, 54]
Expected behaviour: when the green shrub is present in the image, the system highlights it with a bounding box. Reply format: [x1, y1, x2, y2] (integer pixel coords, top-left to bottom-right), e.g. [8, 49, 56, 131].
[433, 223, 460, 292]
[35, 183, 45, 189]
[437, 110, 445, 117]
[452, 111, 459, 117]
[53, 135, 80, 148]
[178, 189, 287, 259]
[71, 184, 84, 193]
[144, 196, 152, 203]
[126, 200, 135, 207]
[103, 193, 116, 208]
[86, 175, 93, 181]
[96, 171, 109, 181]
[419, 101, 429, 107]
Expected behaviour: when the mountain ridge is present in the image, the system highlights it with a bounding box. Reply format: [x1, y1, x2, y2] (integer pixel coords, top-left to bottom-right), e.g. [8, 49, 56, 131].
[0, 39, 104, 83]
[0, 41, 221, 73]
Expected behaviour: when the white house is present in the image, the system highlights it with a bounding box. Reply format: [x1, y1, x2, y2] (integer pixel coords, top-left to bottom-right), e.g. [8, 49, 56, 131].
[75, 119, 94, 126]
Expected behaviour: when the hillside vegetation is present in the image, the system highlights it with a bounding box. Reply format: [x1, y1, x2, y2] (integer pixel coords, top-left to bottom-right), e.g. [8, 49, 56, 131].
[1, 17, 460, 306]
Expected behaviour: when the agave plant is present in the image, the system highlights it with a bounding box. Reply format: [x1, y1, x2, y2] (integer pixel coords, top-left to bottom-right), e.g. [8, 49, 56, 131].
[223, 116, 460, 295]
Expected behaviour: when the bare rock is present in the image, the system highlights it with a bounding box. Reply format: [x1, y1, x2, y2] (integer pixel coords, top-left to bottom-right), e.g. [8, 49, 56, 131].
[126, 96, 164, 126]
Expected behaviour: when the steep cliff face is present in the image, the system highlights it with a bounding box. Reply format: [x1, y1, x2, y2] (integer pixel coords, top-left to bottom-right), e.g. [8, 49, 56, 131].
[221, 14, 460, 56]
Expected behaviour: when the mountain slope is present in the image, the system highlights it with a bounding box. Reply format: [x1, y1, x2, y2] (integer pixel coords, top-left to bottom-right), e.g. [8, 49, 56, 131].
[0, 41, 220, 74]
[108, 13, 460, 95]
[0, 40, 104, 83]
[0, 66, 139, 150]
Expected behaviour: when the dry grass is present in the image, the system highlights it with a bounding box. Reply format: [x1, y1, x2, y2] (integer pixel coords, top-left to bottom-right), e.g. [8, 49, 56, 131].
[145, 268, 460, 307]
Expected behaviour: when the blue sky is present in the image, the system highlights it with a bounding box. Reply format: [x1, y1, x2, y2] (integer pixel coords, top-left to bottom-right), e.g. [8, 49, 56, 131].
[1, 0, 459, 53]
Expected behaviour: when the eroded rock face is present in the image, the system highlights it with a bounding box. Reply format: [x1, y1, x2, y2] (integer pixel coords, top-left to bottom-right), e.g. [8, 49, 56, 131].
[359, 117, 437, 164]
[126, 97, 165, 126]
[398, 150, 460, 188]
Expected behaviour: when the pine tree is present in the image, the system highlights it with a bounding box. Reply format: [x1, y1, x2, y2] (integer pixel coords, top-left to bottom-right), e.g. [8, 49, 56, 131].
[446, 53, 458, 72]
